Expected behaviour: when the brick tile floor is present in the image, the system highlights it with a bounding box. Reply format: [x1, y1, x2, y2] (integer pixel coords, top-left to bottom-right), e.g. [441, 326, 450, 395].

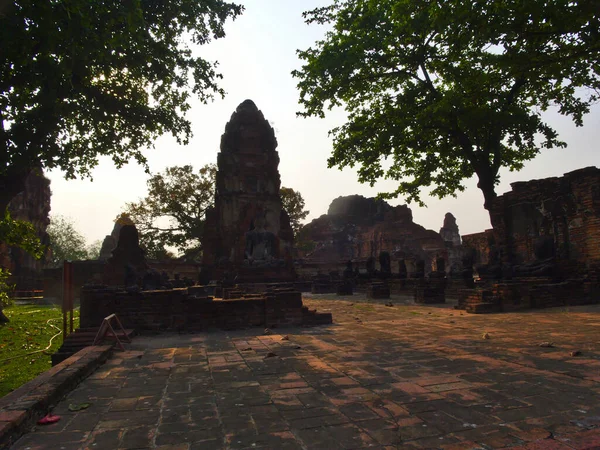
[10, 296, 600, 449]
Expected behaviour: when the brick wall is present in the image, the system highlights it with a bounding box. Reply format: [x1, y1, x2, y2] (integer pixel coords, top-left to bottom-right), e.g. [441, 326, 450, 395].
[462, 230, 494, 266]
[489, 167, 600, 278]
[79, 287, 315, 331]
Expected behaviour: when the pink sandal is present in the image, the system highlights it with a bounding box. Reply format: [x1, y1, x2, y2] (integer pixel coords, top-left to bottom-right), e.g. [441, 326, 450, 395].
[37, 414, 61, 425]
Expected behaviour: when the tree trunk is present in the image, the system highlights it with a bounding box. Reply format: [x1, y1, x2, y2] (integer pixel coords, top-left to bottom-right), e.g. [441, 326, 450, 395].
[476, 171, 498, 222]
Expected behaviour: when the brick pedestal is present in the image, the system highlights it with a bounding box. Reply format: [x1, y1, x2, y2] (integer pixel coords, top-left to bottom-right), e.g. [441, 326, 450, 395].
[457, 289, 502, 314]
[367, 282, 390, 299]
[336, 282, 353, 296]
[311, 282, 336, 294]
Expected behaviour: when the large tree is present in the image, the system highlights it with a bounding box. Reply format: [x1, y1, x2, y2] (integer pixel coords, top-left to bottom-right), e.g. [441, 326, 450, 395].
[293, 0, 600, 215]
[123, 164, 216, 260]
[280, 187, 310, 234]
[0, 0, 243, 213]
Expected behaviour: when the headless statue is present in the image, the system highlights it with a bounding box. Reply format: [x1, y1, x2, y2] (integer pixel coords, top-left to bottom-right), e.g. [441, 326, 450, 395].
[244, 215, 277, 266]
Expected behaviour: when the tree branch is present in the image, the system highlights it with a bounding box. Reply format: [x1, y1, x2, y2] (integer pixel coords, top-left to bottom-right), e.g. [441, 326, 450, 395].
[350, 68, 424, 86]
[419, 62, 438, 97]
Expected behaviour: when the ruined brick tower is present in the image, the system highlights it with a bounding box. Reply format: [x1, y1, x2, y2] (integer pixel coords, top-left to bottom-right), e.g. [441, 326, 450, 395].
[201, 100, 295, 282]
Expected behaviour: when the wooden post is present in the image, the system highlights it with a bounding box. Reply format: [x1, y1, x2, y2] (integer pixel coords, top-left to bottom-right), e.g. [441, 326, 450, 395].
[68, 262, 74, 333]
[62, 261, 74, 341]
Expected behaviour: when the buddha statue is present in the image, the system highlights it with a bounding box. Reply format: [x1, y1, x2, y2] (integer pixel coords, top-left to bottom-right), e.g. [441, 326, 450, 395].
[244, 215, 278, 267]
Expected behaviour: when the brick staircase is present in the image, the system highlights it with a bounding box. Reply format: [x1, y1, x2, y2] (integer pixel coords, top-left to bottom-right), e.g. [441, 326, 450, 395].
[302, 306, 333, 325]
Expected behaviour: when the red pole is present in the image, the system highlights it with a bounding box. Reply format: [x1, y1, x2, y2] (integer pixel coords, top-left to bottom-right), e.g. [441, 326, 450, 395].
[62, 260, 67, 342]
[68, 262, 74, 334]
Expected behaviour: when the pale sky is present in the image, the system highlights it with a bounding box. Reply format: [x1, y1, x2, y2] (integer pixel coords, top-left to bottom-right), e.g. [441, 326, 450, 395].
[47, 0, 600, 246]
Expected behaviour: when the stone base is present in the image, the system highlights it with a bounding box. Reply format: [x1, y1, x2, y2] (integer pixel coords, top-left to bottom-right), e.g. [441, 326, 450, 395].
[311, 282, 336, 294]
[367, 282, 390, 299]
[457, 279, 598, 314]
[80, 286, 332, 332]
[336, 282, 353, 296]
[223, 287, 245, 299]
[415, 287, 446, 304]
[457, 289, 501, 314]
[234, 266, 297, 283]
[413, 278, 447, 304]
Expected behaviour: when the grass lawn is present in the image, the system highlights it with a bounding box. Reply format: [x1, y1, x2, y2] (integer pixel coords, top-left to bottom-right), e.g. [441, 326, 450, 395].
[0, 304, 80, 398]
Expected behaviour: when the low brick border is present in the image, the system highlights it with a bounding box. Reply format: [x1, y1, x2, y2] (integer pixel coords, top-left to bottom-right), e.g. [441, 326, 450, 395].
[0, 345, 113, 449]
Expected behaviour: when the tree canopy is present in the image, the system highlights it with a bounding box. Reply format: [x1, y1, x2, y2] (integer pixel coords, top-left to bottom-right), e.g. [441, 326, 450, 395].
[123, 167, 311, 259]
[280, 187, 310, 234]
[293, 0, 600, 213]
[0, 210, 45, 260]
[0, 0, 243, 213]
[46, 215, 96, 267]
[123, 164, 216, 260]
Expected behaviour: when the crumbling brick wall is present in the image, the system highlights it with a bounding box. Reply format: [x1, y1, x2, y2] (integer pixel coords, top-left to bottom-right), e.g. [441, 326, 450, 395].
[488, 167, 600, 278]
[461, 230, 494, 266]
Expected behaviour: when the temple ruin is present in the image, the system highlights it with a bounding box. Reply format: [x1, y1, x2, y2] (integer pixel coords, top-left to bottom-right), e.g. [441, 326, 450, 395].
[0, 169, 51, 291]
[459, 167, 600, 312]
[297, 195, 446, 276]
[68, 100, 332, 356]
[201, 99, 295, 283]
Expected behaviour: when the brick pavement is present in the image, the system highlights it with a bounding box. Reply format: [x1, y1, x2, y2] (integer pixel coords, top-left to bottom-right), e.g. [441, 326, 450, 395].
[10, 296, 600, 449]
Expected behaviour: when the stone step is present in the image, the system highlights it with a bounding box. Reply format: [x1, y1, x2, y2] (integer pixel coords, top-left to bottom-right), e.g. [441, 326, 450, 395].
[466, 302, 502, 314]
[52, 328, 135, 366]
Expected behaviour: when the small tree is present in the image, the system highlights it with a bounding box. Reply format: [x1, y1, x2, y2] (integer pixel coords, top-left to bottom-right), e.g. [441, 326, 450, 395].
[0, 210, 44, 323]
[123, 164, 216, 260]
[0, 269, 14, 324]
[280, 187, 310, 234]
[293, 0, 600, 217]
[46, 215, 89, 267]
[86, 240, 103, 260]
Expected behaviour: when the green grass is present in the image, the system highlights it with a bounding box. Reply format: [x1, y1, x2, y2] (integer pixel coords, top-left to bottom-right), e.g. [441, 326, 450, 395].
[353, 304, 376, 312]
[0, 304, 80, 397]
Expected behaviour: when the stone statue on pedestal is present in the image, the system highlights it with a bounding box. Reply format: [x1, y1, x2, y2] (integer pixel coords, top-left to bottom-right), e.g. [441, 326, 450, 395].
[244, 215, 279, 267]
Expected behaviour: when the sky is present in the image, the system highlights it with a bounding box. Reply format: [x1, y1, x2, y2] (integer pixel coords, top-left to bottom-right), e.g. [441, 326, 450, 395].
[47, 0, 600, 246]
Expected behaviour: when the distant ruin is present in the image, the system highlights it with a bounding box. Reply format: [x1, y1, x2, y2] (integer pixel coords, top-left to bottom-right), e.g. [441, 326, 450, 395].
[98, 213, 134, 261]
[0, 169, 51, 291]
[297, 195, 447, 276]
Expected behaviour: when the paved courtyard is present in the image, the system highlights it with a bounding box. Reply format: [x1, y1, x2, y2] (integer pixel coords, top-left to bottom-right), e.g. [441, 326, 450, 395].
[10, 295, 600, 449]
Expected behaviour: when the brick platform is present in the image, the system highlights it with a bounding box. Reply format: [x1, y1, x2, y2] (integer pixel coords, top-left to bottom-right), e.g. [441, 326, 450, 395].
[80, 286, 332, 332]
[336, 282, 353, 296]
[311, 282, 336, 294]
[458, 280, 599, 314]
[457, 289, 502, 314]
[0, 346, 112, 449]
[9, 298, 600, 450]
[414, 279, 447, 304]
[366, 282, 390, 299]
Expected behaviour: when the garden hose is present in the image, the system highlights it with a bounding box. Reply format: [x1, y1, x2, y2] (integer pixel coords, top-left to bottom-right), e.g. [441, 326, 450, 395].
[0, 318, 62, 363]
